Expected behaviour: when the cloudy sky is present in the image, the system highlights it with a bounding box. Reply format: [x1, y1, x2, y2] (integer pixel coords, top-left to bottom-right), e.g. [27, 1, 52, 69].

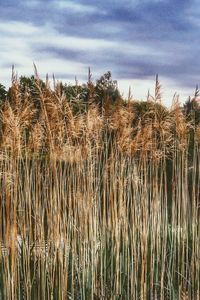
[0, 0, 200, 105]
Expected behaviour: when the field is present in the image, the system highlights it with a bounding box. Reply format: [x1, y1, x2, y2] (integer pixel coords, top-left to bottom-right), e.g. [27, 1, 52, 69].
[0, 73, 199, 299]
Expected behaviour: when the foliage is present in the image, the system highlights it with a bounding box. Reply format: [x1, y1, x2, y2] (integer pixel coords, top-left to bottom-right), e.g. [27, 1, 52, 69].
[183, 86, 200, 125]
[0, 83, 7, 104]
[95, 71, 122, 108]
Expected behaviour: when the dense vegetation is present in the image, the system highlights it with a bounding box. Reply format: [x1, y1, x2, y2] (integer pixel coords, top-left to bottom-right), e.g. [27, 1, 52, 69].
[0, 70, 199, 299]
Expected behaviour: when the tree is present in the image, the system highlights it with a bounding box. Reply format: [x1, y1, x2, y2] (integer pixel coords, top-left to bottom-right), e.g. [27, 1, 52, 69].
[183, 86, 200, 126]
[0, 83, 7, 104]
[95, 71, 121, 109]
[19, 75, 45, 110]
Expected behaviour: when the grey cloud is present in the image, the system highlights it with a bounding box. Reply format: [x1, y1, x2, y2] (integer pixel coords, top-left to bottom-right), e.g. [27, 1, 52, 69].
[0, 0, 200, 93]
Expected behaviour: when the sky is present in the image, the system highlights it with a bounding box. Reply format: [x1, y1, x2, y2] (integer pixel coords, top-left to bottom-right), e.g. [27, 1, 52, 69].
[0, 0, 200, 106]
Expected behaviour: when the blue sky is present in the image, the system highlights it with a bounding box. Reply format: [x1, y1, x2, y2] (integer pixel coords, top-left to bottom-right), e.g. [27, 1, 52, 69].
[0, 0, 200, 105]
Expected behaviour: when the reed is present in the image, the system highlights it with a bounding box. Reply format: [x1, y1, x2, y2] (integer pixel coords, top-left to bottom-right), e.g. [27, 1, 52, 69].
[0, 74, 199, 299]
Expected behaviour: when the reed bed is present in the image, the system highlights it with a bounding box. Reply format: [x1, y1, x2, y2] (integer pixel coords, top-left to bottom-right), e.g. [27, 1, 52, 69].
[0, 75, 199, 299]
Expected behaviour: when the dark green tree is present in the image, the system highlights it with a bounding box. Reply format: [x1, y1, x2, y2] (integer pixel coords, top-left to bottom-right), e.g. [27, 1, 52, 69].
[95, 71, 121, 107]
[0, 83, 7, 104]
[183, 86, 200, 126]
[19, 75, 46, 110]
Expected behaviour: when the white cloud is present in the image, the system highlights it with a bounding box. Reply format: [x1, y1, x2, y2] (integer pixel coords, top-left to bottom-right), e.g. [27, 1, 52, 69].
[0, 20, 193, 104]
[0, 21, 92, 87]
[0, 21, 37, 35]
[51, 0, 99, 14]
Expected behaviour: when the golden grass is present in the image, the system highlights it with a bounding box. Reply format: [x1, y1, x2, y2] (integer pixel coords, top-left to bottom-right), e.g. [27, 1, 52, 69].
[0, 74, 199, 299]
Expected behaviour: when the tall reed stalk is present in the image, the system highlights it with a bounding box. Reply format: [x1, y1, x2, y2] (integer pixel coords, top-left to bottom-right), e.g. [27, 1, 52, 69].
[0, 76, 199, 299]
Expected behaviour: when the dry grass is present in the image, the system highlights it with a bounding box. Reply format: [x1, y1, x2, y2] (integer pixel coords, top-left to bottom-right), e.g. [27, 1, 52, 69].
[0, 75, 199, 299]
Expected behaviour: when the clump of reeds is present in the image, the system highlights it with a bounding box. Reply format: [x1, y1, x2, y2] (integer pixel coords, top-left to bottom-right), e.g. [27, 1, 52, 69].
[0, 72, 199, 299]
